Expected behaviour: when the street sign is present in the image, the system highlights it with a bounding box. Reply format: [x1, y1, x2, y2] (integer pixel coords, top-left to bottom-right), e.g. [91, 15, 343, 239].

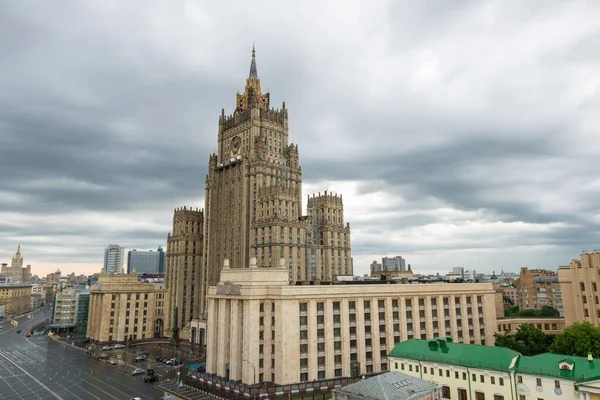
[105, 378, 110, 383]
[177, 371, 180, 376]
[117, 354, 121, 359]
[88, 346, 92, 350]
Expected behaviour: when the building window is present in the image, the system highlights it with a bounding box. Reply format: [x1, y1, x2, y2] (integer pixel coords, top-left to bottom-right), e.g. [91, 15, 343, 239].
[555, 380, 561, 388]
[494, 396, 504, 400]
[442, 386, 451, 399]
[462, 372, 467, 380]
[455, 371, 459, 379]
[475, 392, 485, 400]
[480, 375, 484, 383]
[518, 376, 522, 384]
[499, 377, 504, 386]
[536, 378, 542, 386]
[395, 362, 398, 369]
[491, 376, 495, 385]
[300, 373, 308, 382]
[458, 389, 468, 400]
[472, 374, 476, 382]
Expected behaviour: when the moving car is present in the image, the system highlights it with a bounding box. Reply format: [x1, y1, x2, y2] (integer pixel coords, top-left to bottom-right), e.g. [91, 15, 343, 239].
[132, 367, 145, 376]
[135, 354, 147, 362]
[16, 330, 21, 334]
[143, 368, 158, 383]
[113, 344, 125, 349]
[102, 345, 112, 351]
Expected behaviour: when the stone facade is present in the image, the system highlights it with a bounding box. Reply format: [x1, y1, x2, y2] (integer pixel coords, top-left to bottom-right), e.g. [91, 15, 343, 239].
[507, 267, 563, 315]
[87, 273, 166, 344]
[166, 206, 204, 336]
[0, 283, 32, 315]
[559, 250, 600, 326]
[166, 48, 354, 338]
[205, 262, 501, 385]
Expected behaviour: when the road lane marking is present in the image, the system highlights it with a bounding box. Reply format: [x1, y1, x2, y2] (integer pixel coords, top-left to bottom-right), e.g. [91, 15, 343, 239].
[0, 352, 63, 400]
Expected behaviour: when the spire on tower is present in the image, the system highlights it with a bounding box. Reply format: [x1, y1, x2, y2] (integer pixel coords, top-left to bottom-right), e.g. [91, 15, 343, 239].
[249, 44, 258, 79]
[16, 243, 20, 254]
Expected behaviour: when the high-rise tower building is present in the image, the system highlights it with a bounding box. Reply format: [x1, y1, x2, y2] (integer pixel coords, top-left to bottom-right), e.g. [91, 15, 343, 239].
[166, 207, 204, 334]
[127, 246, 165, 275]
[103, 244, 124, 274]
[203, 47, 352, 290]
[166, 48, 353, 340]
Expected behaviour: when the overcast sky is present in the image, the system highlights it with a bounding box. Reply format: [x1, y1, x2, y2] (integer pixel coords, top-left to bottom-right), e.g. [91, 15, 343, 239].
[1, 1, 600, 277]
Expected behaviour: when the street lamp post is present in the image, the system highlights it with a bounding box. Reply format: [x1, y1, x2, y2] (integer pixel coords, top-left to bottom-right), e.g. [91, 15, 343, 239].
[243, 360, 256, 385]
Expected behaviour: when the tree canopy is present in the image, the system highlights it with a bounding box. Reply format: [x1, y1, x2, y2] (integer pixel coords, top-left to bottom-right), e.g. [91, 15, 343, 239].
[495, 324, 552, 356]
[504, 305, 560, 318]
[550, 321, 600, 358]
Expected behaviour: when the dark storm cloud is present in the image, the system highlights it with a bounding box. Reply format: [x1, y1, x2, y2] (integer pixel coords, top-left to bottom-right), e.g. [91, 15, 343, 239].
[1, 0, 599, 274]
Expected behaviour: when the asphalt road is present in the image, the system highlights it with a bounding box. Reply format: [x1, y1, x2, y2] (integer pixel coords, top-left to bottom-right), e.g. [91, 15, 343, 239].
[0, 312, 163, 400]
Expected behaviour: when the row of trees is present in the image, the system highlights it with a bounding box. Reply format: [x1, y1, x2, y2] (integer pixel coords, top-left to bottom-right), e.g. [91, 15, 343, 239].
[503, 304, 561, 318]
[495, 321, 600, 357]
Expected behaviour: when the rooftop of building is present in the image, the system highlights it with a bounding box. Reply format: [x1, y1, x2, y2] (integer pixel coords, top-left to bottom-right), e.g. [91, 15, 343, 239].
[335, 371, 439, 400]
[516, 353, 600, 382]
[389, 339, 600, 383]
[388, 338, 520, 372]
[0, 283, 33, 288]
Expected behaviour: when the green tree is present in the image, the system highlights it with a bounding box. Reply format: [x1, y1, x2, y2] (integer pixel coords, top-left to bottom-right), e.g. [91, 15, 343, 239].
[495, 331, 526, 354]
[504, 305, 520, 317]
[550, 321, 600, 357]
[495, 324, 550, 356]
[538, 305, 560, 317]
[515, 324, 551, 356]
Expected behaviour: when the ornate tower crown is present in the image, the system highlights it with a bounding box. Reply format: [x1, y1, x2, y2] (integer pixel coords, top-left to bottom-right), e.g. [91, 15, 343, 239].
[236, 45, 270, 111]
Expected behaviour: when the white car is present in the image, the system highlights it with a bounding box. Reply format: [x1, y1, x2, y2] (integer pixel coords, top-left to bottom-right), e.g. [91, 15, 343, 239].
[113, 344, 126, 349]
[102, 345, 112, 351]
[132, 368, 145, 376]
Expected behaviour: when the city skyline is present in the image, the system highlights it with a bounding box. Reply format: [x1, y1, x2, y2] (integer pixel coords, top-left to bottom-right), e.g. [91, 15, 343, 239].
[2, 2, 600, 276]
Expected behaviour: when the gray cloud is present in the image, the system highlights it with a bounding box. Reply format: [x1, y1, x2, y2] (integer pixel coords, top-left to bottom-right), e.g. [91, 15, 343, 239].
[1, 1, 600, 276]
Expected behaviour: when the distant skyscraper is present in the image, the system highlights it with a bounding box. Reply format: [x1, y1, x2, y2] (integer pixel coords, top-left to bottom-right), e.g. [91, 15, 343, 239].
[103, 245, 124, 274]
[127, 246, 165, 275]
[382, 256, 407, 272]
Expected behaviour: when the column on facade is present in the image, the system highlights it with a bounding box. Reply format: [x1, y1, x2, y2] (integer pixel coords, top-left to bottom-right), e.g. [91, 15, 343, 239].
[356, 298, 366, 375]
[372, 299, 381, 371]
[472, 295, 481, 344]
[437, 295, 445, 337]
[308, 300, 318, 380]
[460, 295, 469, 343]
[413, 296, 421, 338]
[385, 296, 394, 363]
[425, 296, 434, 339]
[341, 298, 351, 378]
[325, 299, 335, 377]
[242, 299, 260, 385]
[400, 297, 408, 341]
[229, 299, 242, 381]
[206, 298, 219, 375]
[449, 295, 458, 342]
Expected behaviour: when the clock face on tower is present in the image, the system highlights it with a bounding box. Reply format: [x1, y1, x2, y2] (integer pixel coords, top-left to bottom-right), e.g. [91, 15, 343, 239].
[231, 136, 241, 155]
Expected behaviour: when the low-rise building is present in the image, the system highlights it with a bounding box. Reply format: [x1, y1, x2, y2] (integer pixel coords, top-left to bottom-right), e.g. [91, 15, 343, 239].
[87, 272, 166, 344]
[0, 283, 32, 315]
[30, 293, 44, 309]
[388, 338, 600, 400]
[497, 317, 565, 336]
[205, 259, 503, 385]
[332, 371, 441, 400]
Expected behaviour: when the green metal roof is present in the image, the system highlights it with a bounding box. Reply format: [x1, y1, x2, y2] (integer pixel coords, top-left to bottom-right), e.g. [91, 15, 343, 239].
[516, 353, 600, 383]
[388, 339, 520, 372]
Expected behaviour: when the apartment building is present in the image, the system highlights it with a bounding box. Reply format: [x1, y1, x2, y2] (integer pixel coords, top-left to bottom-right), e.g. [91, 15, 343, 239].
[0, 283, 32, 315]
[559, 250, 600, 326]
[205, 259, 502, 385]
[502, 267, 563, 315]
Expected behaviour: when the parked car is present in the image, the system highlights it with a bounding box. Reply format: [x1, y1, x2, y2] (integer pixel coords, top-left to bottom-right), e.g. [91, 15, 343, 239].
[102, 345, 112, 351]
[166, 358, 179, 366]
[135, 354, 147, 362]
[132, 367, 145, 376]
[157, 357, 166, 363]
[113, 344, 125, 349]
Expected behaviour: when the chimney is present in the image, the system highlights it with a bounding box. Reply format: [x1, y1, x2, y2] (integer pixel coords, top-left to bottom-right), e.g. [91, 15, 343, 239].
[588, 352, 593, 361]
